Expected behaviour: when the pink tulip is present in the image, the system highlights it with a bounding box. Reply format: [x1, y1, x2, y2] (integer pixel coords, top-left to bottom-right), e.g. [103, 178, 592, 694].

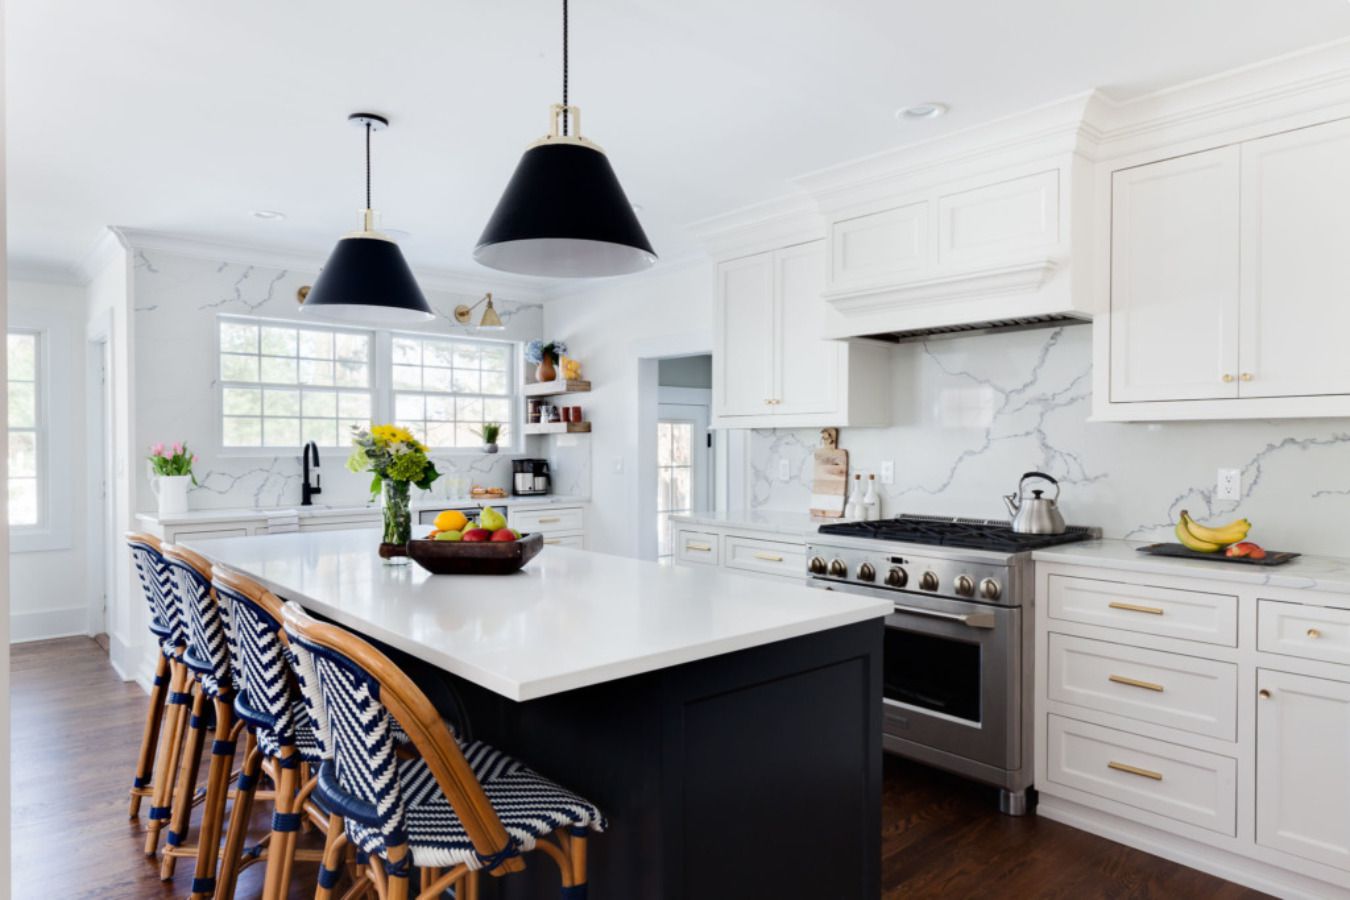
[151, 442, 165, 457]
[192, 454, 199, 464]
[172, 442, 182, 456]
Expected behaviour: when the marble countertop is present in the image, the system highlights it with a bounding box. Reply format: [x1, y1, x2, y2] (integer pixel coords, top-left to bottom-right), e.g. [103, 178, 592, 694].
[668, 509, 848, 539]
[411, 495, 589, 511]
[181, 528, 891, 701]
[1033, 539, 1350, 594]
[136, 495, 590, 526]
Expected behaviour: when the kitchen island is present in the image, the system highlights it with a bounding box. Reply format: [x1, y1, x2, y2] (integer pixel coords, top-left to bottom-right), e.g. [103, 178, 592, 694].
[182, 528, 891, 899]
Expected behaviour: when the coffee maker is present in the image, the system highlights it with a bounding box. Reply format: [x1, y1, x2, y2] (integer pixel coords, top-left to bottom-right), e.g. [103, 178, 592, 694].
[512, 459, 551, 496]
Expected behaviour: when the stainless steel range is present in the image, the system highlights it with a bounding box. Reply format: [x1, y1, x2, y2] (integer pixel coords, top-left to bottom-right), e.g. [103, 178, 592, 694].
[807, 514, 1095, 815]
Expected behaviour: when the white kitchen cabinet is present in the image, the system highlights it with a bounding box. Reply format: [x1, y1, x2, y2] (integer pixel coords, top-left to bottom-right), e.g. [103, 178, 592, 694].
[713, 240, 890, 428]
[1098, 116, 1350, 420]
[1256, 668, 1350, 872]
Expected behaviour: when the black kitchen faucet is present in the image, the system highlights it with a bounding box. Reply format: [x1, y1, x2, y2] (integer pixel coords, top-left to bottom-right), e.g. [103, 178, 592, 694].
[301, 441, 322, 506]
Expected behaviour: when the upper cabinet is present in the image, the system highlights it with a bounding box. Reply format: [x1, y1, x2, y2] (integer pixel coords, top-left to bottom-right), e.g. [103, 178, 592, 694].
[1098, 116, 1350, 420]
[713, 240, 890, 428]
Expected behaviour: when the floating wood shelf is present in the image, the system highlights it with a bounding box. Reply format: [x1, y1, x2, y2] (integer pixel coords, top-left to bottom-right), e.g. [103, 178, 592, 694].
[523, 421, 592, 435]
[523, 380, 592, 397]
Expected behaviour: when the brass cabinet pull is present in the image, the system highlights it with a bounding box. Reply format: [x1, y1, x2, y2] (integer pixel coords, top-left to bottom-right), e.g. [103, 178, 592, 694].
[686, 542, 712, 552]
[753, 552, 784, 562]
[537, 516, 562, 524]
[1240, 372, 1254, 382]
[1222, 373, 1235, 383]
[1109, 674, 1165, 692]
[1259, 688, 1272, 699]
[1108, 601, 1165, 615]
[1307, 627, 1322, 639]
[1108, 761, 1163, 781]
[544, 539, 561, 545]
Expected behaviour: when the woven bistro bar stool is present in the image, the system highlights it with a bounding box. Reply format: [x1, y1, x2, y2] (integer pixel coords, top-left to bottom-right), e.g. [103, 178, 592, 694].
[283, 600, 606, 900]
[161, 545, 242, 899]
[126, 532, 196, 857]
[212, 567, 336, 900]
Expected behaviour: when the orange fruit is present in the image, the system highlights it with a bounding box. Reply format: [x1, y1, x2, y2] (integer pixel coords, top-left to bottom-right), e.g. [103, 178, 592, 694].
[434, 509, 469, 532]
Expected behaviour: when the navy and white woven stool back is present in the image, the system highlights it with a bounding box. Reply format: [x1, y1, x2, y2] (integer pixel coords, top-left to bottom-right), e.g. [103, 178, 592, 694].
[128, 534, 183, 655]
[212, 575, 300, 758]
[164, 549, 233, 699]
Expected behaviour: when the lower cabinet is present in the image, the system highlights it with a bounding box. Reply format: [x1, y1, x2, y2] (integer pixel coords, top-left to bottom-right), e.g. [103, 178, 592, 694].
[1256, 668, 1350, 871]
[670, 520, 810, 583]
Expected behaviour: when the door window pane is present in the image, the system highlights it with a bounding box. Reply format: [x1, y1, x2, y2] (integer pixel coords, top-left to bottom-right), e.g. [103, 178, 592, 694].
[7, 332, 41, 527]
[656, 420, 695, 559]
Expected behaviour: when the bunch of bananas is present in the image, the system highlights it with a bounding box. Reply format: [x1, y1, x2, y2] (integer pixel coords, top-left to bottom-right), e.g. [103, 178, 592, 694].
[1175, 510, 1250, 553]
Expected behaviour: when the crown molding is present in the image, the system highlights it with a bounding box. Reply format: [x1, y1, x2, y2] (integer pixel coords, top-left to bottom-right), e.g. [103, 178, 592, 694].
[112, 227, 552, 303]
[686, 194, 824, 260]
[69, 227, 133, 284]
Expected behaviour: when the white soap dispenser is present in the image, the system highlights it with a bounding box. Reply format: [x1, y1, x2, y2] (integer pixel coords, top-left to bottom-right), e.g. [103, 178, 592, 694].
[862, 473, 880, 521]
[845, 473, 864, 520]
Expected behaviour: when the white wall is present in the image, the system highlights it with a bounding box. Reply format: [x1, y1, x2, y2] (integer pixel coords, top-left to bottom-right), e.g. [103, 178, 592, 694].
[543, 261, 714, 558]
[8, 279, 90, 641]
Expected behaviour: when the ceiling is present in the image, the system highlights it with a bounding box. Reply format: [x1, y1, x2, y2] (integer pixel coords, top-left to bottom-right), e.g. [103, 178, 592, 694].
[9, 0, 1350, 286]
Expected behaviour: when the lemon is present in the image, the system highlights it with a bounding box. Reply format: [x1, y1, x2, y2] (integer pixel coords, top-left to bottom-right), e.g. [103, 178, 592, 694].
[434, 509, 469, 532]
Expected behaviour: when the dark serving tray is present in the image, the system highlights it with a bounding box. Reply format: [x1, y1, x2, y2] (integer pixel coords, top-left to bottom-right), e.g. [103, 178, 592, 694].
[1135, 542, 1300, 566]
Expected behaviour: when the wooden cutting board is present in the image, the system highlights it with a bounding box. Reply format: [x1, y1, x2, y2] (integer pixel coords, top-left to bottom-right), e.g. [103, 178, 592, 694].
[810, 428, 849, 518]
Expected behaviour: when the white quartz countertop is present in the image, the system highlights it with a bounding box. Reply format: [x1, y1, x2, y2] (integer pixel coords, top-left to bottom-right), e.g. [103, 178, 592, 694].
[668, 509, 844, 539]
[1033, 539, 1350, 594]
[411, 495, 589, 512]
[137, 495, 590, 527]
[181, 528, 891, 702]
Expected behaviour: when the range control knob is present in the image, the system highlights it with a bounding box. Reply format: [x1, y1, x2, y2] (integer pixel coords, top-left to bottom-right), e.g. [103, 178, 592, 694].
[886, 567, 908, 588]
[857, 562, 876, 582]
[829, 559, 848, 578]
[808, 556, 827, 575]
[954, 575, 975, 597]
[919, 571, 940, 592]
[979, 578, 1002, 601]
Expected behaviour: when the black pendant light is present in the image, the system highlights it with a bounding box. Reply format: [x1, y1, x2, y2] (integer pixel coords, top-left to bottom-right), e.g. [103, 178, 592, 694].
[474, 0, 656, 277]
[301, 113, 434, 324]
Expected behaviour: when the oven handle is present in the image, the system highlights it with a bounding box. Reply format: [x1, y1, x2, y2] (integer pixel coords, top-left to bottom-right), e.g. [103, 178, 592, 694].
[890, 603, 997, 629]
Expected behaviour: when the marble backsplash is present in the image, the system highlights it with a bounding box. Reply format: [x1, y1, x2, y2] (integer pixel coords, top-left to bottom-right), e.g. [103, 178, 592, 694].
[131, 248, 555, 512]
[749, 325, 1350, 557]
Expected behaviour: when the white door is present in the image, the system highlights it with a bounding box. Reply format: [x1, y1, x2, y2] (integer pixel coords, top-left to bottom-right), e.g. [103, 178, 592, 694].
[1240, 118, 1350, 397]
[1256, 668, 1350, 872]
[1110, 146, 1241, 402]
[714, 252, 776, 417]
[655, 398, 711, 559]
[773, 240, 841, 416]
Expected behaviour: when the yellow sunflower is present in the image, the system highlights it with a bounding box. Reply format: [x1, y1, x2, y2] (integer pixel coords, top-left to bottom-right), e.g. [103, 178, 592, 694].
[370, 424, 418, 446]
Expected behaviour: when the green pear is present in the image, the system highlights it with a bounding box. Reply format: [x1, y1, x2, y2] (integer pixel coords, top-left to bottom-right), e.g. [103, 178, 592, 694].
[434, 530, 463, 542]
[479, 505, 507, 531]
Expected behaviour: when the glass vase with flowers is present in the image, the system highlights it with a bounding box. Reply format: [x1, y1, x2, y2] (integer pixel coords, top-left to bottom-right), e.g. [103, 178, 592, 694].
[346, 424, 441, 563]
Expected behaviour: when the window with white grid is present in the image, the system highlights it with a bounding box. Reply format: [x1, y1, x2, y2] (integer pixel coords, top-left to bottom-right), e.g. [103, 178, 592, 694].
[8, 331, 41, 527]
[218, 318, 374, 448]
[391, 334, 515, 449]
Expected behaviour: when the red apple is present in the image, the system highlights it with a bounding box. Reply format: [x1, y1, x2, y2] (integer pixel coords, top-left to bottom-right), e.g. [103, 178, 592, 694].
[461, 528, 493, 543]
[1225, 541, 1266, 559]
[490, 528, 519, 542]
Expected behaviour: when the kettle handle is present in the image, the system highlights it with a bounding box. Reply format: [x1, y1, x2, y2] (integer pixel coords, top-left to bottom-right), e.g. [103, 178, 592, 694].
[1019, 471, 1060, 501]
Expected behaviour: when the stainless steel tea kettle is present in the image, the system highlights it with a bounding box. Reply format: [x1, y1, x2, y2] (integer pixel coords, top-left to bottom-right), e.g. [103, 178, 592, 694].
[1003, 471, 1067, 534]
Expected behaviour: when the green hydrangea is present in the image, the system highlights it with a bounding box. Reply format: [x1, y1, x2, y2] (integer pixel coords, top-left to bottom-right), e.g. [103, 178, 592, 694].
[386, 451, 427, 483]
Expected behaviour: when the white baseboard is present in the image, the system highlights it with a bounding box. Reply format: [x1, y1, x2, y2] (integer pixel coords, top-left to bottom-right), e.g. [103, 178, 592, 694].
[1038, 796, 1350, 900]
[9, 607, 91, 643]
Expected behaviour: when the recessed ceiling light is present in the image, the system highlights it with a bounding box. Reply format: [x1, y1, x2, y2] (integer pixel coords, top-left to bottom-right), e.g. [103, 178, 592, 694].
[897, 103, 948, 121]
[252, 209, 286, 220]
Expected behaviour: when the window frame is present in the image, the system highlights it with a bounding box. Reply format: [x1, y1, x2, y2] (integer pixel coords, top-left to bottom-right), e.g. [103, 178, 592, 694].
[8, 322, 74, 553]
[214, 314, 521, 458]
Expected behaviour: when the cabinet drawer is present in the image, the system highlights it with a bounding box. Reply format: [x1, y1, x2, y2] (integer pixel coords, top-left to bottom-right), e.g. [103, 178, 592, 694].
[723, 535, 806, 580]
[540, 535, 584, 549]
[1259, 598, 1350, 666]
[510, 506, 585, 535]
[1047, 634, 1237, 740]
[1046, 715, 1237, 835]
[674, 529, 720, 566]
[1046, 574, 1237, 646]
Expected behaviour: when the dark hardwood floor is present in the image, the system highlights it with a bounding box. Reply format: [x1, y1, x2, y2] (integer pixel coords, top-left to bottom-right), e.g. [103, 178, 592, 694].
[12, 637, 1269, 899]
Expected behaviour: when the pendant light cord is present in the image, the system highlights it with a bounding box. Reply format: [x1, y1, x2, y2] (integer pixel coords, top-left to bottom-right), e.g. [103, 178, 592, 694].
[365, 121, 372, 211]
[561, 0, 569, 135]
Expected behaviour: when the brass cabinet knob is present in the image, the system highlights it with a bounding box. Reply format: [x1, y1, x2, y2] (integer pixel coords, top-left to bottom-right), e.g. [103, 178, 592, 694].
[1259, 688, 1272, 699]
[1222, 374, 1235, 383]
[1307, 627, 1322, 639]
[1240, 372, 1254, 382]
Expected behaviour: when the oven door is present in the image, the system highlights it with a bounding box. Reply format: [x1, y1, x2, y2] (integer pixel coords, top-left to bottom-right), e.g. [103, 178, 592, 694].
[879, 591, 1021, 771]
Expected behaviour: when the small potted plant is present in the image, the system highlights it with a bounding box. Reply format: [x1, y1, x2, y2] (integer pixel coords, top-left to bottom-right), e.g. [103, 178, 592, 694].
[477, 422, 502, 454]
[525, 339, 568, 382]
[147, 441, 198, 517]
[346, 424, 441, 562]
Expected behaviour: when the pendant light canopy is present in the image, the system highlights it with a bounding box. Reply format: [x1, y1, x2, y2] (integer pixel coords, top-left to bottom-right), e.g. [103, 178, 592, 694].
[301, 113, 434, 325]
[474, 0, 656, 277]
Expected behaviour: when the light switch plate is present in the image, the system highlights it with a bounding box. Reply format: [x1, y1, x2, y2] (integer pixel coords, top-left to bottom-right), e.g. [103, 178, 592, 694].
[778, 459, 791, 482]
[880, 461, 895, 485]
[1216, 468, 1241, 501]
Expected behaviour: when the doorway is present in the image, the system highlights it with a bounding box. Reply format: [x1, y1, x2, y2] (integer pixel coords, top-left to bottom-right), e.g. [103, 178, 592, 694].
[653, 356, 713, 560]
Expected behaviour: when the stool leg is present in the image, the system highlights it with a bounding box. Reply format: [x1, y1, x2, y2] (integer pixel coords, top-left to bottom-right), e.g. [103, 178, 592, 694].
[129, 650, 170, 818]
[144, 657, 190, 857]
[188, 698, 236, 900]
[215, 732, 260, 900]
[261, 751, 302, 900]
[162, 681, 209, 879]
[315, 812, 349, 900]
[570, 834, 588, 895]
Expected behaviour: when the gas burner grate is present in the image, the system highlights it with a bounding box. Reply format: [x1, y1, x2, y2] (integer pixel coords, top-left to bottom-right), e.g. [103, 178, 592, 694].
[817, 515, 1096, 552]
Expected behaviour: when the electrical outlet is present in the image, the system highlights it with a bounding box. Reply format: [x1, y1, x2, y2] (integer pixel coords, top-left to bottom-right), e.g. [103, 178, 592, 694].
[778, 459, 791, 482]
[880, 461, 895, 485]
[1216, 468, 1241, 501]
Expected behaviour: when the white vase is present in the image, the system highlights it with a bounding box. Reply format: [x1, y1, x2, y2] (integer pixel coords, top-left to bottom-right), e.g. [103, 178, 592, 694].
[152, 475, 192, 517]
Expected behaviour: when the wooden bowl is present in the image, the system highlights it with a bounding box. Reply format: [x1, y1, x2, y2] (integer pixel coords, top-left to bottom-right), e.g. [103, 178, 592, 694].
[406, 532, 544, 575]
